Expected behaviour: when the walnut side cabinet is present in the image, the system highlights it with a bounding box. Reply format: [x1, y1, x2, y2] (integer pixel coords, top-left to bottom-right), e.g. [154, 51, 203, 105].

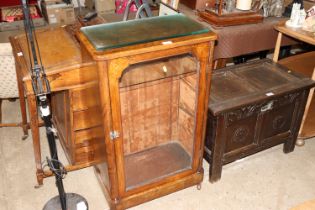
[76, 16, 217, 210]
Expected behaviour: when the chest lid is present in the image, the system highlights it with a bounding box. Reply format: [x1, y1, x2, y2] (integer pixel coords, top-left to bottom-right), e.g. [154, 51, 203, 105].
[209, 59, 315, 115]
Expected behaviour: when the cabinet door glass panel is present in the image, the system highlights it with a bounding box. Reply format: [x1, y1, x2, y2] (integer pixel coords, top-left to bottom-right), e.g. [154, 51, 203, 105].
[119, 54, 199, 190]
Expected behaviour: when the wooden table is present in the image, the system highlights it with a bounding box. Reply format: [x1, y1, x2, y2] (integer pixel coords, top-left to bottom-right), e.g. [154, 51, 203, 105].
[177, 5, 297, 68]
[9, 17, 109, 186]
[10, 26, 100, 186]
[273, 21, 315, 146]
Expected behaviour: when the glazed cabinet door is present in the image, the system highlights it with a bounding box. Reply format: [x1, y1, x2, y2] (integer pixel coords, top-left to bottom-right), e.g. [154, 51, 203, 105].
[109, 54, 203, 193]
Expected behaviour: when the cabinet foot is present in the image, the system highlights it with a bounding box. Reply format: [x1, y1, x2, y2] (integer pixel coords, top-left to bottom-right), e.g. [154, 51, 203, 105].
[21, 134, 28, 140]
[296, 138, 305, 147]
[34, 184, 43, 189]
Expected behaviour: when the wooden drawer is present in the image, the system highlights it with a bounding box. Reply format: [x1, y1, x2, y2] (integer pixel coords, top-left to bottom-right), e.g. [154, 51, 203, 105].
[74, 126, 104, 148]
[70, 84, 100, 111]
[74, 143, 106, 165]
[51, 85, 105, 166]
[72, 107, 102, 131]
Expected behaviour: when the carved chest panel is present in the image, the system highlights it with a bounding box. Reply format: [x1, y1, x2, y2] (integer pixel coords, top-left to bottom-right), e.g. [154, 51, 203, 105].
[204, 59, 315, 182]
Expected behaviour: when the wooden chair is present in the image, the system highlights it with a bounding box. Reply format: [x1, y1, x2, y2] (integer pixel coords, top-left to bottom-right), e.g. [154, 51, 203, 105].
[0, 43, 28, 139]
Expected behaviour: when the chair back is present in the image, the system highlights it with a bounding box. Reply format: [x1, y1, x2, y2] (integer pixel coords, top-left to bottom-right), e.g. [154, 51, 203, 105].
[0, 43, 18, 99]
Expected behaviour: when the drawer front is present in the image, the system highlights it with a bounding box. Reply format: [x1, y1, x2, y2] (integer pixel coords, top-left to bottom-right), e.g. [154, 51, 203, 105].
[74, 126, 104, 148]
[72, 107, 102, 131]
[73, 143, 106, 165]
[51, 87, 105, 166]
[70, 85, 100, 111]
[72, 123, 105, 165]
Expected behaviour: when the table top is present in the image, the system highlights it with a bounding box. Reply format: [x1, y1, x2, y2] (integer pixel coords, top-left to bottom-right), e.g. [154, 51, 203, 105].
[10, 27, 83, 80]
[274, 21, 315, 46]
[77, 16, 217, 61]
[209, 59, 315, 115]
[177, 4, 297, 59]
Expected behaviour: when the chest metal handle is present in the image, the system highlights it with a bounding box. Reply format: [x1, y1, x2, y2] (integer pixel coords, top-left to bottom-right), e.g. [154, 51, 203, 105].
[261, 101, 273, 112]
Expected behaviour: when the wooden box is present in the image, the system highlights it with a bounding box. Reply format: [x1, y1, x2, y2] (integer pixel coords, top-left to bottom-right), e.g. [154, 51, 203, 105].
[40, 1, 75, 25]
[204, 59, 315, 182]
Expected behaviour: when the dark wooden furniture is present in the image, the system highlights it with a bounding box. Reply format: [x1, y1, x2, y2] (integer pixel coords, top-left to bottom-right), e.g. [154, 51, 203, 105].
[204, 59, 315, 182]
[273, 21, 315, 146]
[76, 15, 217, 210]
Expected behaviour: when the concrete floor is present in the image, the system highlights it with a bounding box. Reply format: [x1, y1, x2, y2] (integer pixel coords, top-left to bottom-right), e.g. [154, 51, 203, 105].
[1, 100, 315, 210]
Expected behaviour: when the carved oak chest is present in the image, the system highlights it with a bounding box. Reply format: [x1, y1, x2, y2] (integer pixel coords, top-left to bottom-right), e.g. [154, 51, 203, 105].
[204, 59, 315, 182]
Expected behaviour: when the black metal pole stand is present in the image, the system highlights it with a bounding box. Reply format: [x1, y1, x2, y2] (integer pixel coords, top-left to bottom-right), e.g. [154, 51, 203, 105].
[20, 1, 88, 209]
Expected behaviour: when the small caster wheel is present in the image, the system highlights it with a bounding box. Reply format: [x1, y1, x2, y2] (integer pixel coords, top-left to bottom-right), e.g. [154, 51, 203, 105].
[296, 138, 305, 147]
[197, 184, 202, 190]
[21, 134, 28, 141]
[34, 184, 43, 189]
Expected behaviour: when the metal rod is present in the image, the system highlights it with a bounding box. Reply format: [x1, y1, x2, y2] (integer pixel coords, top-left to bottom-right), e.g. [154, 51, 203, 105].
[20, 1, 67, 210]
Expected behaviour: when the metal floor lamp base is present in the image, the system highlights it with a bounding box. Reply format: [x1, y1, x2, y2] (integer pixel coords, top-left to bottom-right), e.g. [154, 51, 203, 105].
[43, 193, 88, 210]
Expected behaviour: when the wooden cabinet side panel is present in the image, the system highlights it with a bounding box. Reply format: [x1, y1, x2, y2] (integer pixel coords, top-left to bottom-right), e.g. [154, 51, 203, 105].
[51, 90, 73, 161]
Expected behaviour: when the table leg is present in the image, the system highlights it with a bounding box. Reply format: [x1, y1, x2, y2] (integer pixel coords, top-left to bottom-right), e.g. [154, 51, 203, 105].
[214, 58, 227, 70]
[273, 32, 282, 62]
[15, 68, 29, 140]
[296, 68, 315, 146]
[209, 118, 225, 183]
[27, 94, 44, 186]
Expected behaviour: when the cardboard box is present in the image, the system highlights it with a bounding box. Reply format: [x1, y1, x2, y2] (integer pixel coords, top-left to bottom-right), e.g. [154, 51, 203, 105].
[85, 0, 94, 10]
[84, 0, 115, 14]
[95, 0, 115, 14]
[41, 1, 75, 25]
[0, 4, 45, 31]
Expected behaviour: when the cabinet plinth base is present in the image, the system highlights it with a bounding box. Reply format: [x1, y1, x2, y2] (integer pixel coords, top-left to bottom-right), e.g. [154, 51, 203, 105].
[94, 166, 203, 210]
